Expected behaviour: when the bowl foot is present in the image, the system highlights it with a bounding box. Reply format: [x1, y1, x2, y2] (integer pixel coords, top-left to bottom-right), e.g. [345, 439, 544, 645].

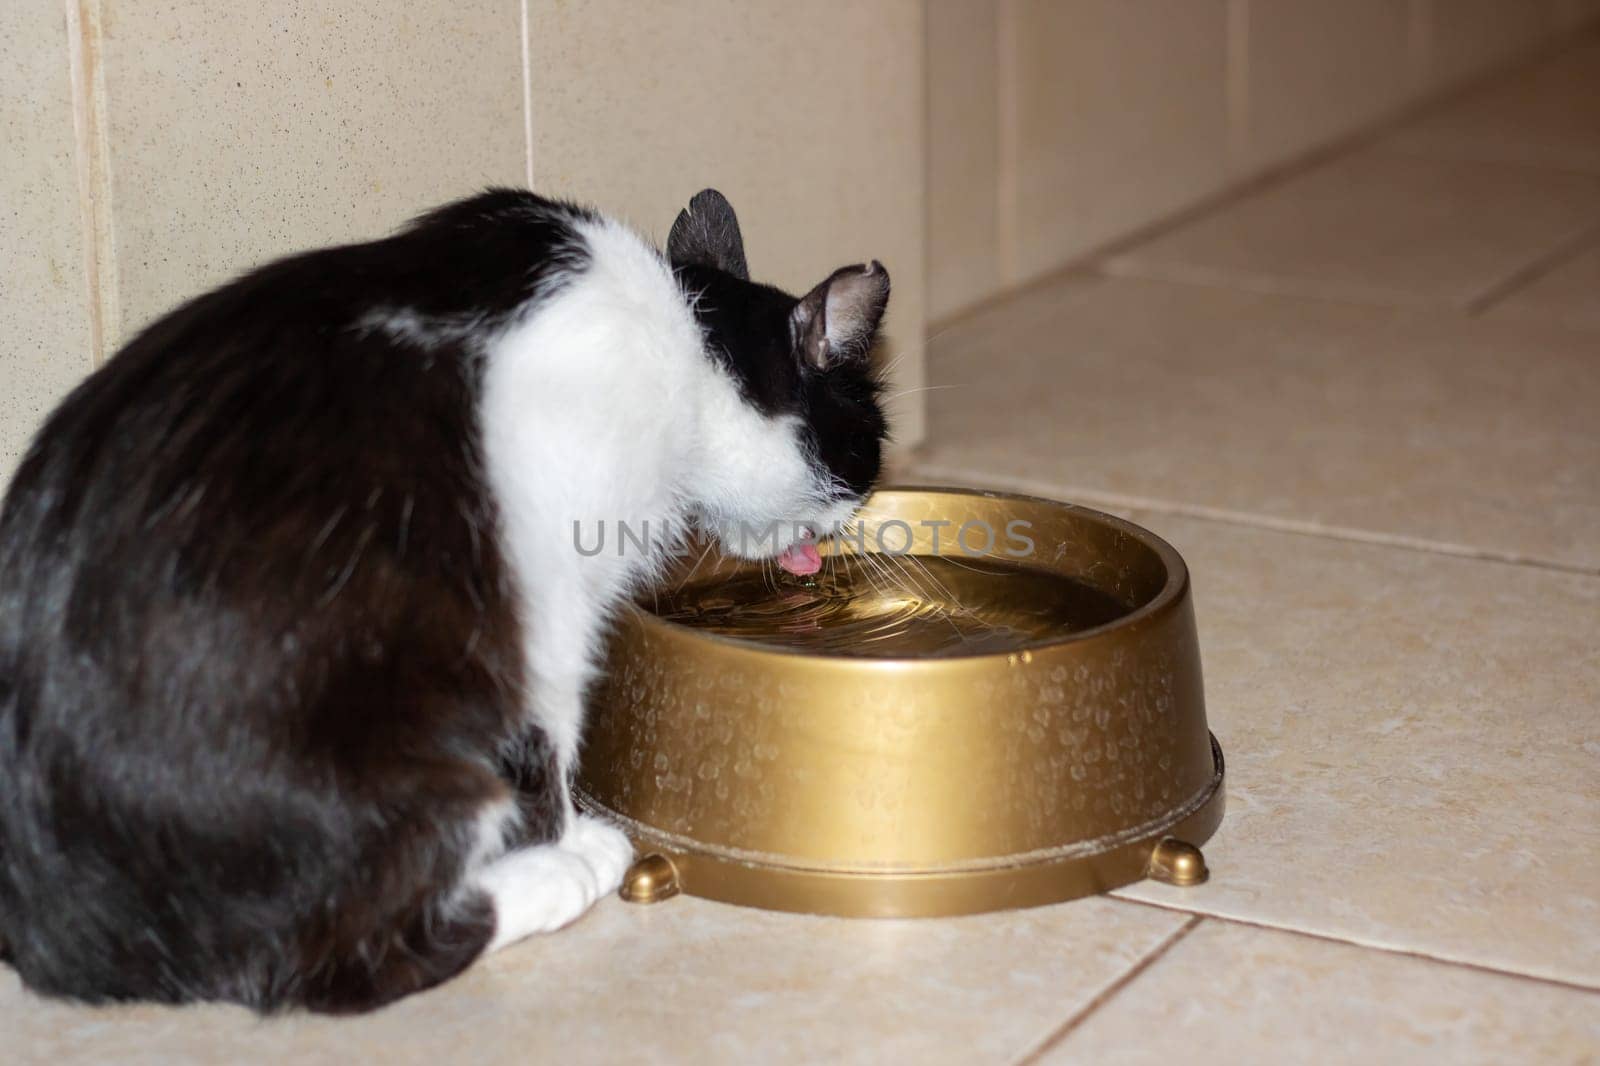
[619, 853, 681, 904]
[1146, 838, 1209, 886]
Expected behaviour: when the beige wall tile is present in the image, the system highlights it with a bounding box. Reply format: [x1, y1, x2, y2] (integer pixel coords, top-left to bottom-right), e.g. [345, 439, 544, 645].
[1043, 921, 1600, 1064]
[0, 895, 1188, 1064]
[1420, 0, 1559, 90]
[98, 0, 526, 344]
[927, 0, 1002, 322]
[1, 4, 94, 487]
[1557, 0, 1600, 28]
[1008, 0, 1231, 283]
[1240, 0, 1413, 172]
[1384, 36, 1600, 173]
[527, 0, 927, 448]
[925, 2, 1600, 322]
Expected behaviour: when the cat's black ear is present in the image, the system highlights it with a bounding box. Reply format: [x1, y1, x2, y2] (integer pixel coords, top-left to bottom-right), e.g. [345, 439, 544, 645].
[667, 188, 750, 280]
[790, 261, 890, 371]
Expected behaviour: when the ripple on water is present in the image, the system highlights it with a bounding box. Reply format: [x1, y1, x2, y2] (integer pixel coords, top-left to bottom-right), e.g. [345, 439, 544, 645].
[647, 554, 1132, 658]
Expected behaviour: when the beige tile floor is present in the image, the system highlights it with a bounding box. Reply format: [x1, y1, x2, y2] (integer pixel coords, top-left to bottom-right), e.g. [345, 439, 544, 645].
[922, 37, 1600, 1064]
[7, 33, 1600, 1066]
[1102, 148, 1600, 309]
[916, 277, 1600, 570]
[2, 898, 1192, 1065]
[1038, 921, 1600, 1066]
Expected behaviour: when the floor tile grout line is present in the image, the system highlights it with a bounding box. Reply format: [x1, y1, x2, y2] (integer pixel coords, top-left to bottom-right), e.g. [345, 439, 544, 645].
[1088, 262, 1553, 322]
[1372, 141, 1600, 183]
[1109, 895, 1600, 997]
[956, 254, 1600, 324]
[1090, 254, 1600, 322]
[908, 463, 1600, 579]
[1465, 218, 1600, 315]
[1093, 257, 1485, 314]
[1010, 915, 1204, 1066]
[938, 180, 1600, 344]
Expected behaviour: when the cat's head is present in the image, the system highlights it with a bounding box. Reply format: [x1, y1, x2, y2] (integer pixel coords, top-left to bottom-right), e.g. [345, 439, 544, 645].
[668, 189, 890, 576]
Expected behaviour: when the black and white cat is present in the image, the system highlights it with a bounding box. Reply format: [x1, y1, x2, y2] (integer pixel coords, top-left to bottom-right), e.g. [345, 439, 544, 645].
[0, 188, 889, 1012]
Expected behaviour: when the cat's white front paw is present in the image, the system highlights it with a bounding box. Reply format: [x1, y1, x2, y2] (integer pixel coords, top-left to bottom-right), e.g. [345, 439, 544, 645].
[563, 815, 634, 895]
[477, 846, 602, 952]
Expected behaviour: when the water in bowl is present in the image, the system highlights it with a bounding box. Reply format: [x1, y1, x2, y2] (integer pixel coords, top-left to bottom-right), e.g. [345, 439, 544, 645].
[646, 553, 1131, 658]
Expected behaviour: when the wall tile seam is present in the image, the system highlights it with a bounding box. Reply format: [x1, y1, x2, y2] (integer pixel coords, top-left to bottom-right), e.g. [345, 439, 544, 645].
[63, 0, 117, 368]
[519, 0, 535, 189]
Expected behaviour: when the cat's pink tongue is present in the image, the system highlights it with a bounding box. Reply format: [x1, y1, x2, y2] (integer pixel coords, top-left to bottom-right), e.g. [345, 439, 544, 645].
[777, 542, 822, 576]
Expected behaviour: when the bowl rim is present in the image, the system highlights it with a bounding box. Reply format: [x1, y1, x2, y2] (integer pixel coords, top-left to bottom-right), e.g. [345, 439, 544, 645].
[625, 485, 1192, 666]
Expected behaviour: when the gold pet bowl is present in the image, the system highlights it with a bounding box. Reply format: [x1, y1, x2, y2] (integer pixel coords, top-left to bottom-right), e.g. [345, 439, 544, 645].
[576, 487, 1224, 917]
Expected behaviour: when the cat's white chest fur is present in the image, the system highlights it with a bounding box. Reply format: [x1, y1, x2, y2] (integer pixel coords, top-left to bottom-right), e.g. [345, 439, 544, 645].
[477, 217, 802, 768]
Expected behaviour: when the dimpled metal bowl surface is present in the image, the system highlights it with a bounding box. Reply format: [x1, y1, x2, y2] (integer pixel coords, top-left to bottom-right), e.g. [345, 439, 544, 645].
[575, 487, 1224, 917]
